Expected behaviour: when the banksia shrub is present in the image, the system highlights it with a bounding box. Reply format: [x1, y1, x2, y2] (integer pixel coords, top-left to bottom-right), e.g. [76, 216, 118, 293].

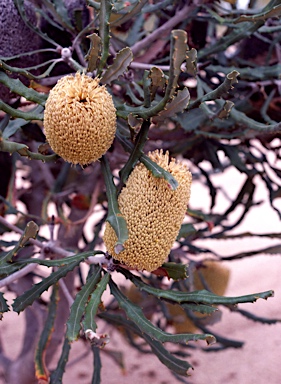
[44, 73, 116, 165]
[104, 150, 192, 271]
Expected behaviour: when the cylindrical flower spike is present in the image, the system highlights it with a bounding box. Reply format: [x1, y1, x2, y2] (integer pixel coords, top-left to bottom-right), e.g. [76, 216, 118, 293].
[103, 150, 192, 271]
[44, 73, 116, 165]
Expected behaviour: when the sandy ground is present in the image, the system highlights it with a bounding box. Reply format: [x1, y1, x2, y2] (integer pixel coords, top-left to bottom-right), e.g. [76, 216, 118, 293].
[1, 167, 281, 383]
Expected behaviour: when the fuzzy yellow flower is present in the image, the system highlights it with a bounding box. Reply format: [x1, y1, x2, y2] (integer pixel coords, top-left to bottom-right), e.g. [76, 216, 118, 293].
[44, 73, 116, 165]
[103, 150, 192, 271]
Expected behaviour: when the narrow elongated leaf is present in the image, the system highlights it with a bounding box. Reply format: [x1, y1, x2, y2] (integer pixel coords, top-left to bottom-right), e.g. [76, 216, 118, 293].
[2, 118, 29, 139]
[101, 156, 129, 253]
[0, 292, 9, 319]
[17, 251, 103, 267]
[0, 101, 44, 121]
[154, 263, 188, 281]
[234, 308, 281, 324]
[67, 266, 102, 342]
[0, 139, 28, 155]
[185, 48, 197, 76]
[0, 261, 27, 278]
[52, 0, 74, 30]
[99, 312, 193, 376]
[115, 129, 178, 190]
[182, 303, 218, 315]
[97, 0, 112, 75]
[222, 244, 281, 261]
[50, 338, 71, 384]
[149, 67, 166, 100]
[0, 221, 39, 265]
[140, 155, 178, 190]
[35, 284, 59, 381]
[233, 4, 281, 23]
[85, 33, 101, 72]
[83, 272, 110, 333]
[102, 48, 133, 84]
[169, 30, 188, 98]
[109, 280, 215, 345]
[142, 332, 193, 376]
[0, 72, 47, 106]
[119, 119, 150, 185]
[119, 268, 274, 305]
[13, 259, 83, 313]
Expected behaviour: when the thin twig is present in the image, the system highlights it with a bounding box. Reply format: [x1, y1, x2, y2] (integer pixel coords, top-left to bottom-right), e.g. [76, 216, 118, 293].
[130, 4, 194, 56]
[0, 215, 73, 257]
[59, 279, 74, 306]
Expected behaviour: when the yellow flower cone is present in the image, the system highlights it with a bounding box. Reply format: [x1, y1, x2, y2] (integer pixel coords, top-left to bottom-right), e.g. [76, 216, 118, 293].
[103, 150, 192, 271]
[44, 73, 116, 165]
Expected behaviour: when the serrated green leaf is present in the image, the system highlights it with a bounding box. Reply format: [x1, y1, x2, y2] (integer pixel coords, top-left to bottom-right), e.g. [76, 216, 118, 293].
[217, 100, 234, 119]
[0, 72, 47, 106]
[97, 0, 112, 76]
[0, 292, 9, 319]
[169, 30, 188, 98]
[153, 88, 190, 123]
[0, 261, 27, 278]
[148, 67, 166, 101]
[185, 48, 197, 76]
[12, 259, 84, 313]
[0, 221, 38, 265]
[177, 108, 208, 132]
[128, 114, 143, 130]
[182, 303, 218, 315]
[159, 262, 188, 280]
[109, 280, 215, 345]
[35, 284, 58, 380]
[102, 47, 133, 84]
[119, 268, 274, 305]
[0, 139, 29, 155]
[101, 156, 129, 253]
[99, 312, 193, 376]
[0, 101, 44, 121]
[19, 221, 39, 247]
[142, 332, 193, 376]
[67, 266, 102, 342]
[83, 272, 110, 333]
[85, 33, 101, 72]
[140, 155, 178, 190]
[50, 337, 71, 384]
[177, 223, 197, 240]
[119, 119, 150, 186]
[17, 251, 103, 267]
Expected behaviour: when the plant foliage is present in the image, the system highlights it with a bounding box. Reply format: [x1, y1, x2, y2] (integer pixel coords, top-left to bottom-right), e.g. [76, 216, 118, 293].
[0, 0, 280, 382]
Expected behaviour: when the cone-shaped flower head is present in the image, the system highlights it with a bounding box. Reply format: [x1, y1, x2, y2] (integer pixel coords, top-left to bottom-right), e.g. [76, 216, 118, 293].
[44, 73, 116, 165]
[103, 150, 192, 271]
